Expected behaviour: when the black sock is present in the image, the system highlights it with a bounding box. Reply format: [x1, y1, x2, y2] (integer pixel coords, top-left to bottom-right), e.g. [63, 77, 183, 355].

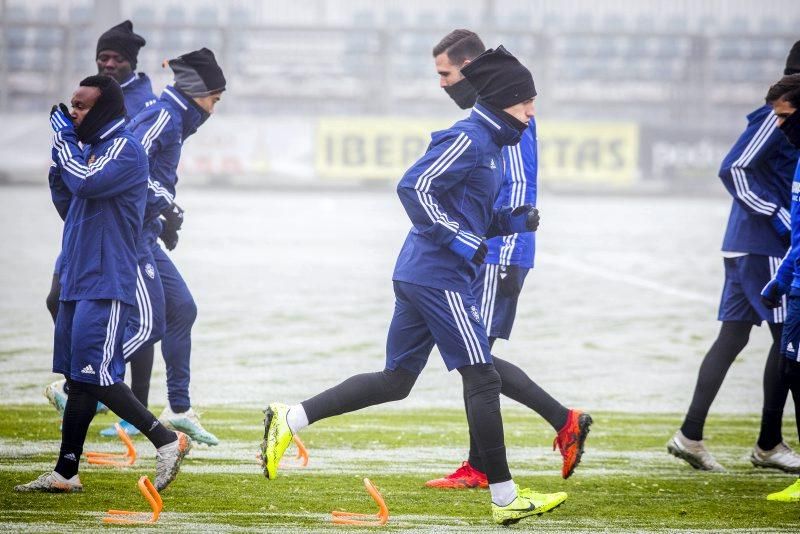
[459, 364, 510, 484]
[54, 379, 97, 479]
[758, 323, 789, 450]
[791, 381, 800, 442]
[45, 273, 60, 324]
[84, 382, 176, 448]
[681, 321, 751, 440]
[129, 345, 154, 408]
[302, 368, 417, 424]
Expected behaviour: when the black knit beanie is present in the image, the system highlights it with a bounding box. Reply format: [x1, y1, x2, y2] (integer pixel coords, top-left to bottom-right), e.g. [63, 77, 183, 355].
[786, 40, 800, 75]
[460, 45, 536, 109]
[75, 75, 126, 143]
[96, 21, 146, 70]
[168, 48, 226, 97]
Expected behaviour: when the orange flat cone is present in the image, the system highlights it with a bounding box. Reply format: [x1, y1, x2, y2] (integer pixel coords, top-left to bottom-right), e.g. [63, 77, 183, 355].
[276, 435, 309, 469]
[102, 476, 163, 524]
[86, 423, 137, 467]
[332, 478, 389, 526]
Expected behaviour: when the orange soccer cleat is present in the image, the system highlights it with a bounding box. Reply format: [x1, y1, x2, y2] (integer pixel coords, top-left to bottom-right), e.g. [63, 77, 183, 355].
[425, 461, 488, 489]
[553, 409, 593, 479]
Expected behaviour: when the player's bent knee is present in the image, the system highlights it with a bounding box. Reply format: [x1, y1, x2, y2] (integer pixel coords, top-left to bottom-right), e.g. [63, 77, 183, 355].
[380, 368, 418, 401]
[458, 363, 501, 397]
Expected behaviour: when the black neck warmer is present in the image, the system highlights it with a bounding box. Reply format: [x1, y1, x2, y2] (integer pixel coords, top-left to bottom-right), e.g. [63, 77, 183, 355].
[780, 110, 800, 148]
[444, 78, 478, 110]
[480, 99, 529, 134]
[76, 75, 126, 143]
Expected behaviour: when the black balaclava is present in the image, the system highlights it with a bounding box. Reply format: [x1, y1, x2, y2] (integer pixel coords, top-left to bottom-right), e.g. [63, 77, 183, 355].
[444, 78, 478, 110]
[780, 110, 800, 148]
[785, 40, 800, 75]
[96, 20, 146, 70]
[168, 48, 226, 97]
[461, 45, 535, 133]
[76, 75, 126, 143]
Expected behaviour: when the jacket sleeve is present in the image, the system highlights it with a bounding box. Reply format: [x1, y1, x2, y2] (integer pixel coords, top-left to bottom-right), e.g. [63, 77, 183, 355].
[131, 108, 177, 214]
[487, 125, 538, 238]
[718, 110, 790, 232]
[52, 130, 143, 199]
[48, 162, 71, 220]
[396, 131, 479, 247]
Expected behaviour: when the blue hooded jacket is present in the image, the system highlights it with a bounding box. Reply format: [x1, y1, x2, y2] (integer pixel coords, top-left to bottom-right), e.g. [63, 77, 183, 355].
[719, 105, 798, 257]
[393, 102, 528, 293]
[48, 118, 149, 305]
[120, 72, 157, 119]
[485, 119, 537, 268]
[128, 86, 206, 253]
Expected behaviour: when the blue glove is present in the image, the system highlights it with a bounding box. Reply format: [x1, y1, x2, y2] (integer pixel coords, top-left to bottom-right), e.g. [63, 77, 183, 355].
[508, 204, 540, 234]
[770, 213, 791, 248]
[761, 278, 789, 309]
[49, 103, 73, 133]
[448, 230, 488, 265]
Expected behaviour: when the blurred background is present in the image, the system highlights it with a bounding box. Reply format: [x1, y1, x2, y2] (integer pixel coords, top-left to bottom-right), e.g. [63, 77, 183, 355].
[1, 0, 798, 191]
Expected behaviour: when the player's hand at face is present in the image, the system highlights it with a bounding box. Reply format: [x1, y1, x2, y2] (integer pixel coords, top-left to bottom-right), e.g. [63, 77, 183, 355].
[49, 103, 73, 133]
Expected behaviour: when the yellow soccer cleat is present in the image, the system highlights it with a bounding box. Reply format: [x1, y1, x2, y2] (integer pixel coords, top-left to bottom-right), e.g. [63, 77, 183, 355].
[260, 402, 293, 479]
[491, 485, 568, 525]
[766, 478, 800, 502]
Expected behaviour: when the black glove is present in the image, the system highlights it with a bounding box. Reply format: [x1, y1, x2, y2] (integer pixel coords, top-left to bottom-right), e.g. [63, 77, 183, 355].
[159, 217, 179, 251]
[780, 356, 800, 381]
[163, 202, 184, 231]
[509, 204, 540, 233]
[761, 279, 789, 309]
[471, 242, 488, 265]
[498, 264, 525, 297]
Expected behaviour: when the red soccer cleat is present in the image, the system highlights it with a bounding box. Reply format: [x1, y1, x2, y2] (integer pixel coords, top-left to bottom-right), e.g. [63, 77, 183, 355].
[425, 461, 488, 489]
[553, 409, 593, 479]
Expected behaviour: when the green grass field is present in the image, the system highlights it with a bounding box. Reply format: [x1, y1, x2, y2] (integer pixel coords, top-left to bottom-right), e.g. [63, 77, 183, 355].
[1, 404, 799, 532]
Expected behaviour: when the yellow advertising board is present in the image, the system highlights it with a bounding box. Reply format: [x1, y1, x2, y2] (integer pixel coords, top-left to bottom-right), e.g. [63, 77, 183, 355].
[315, 117, 639, 186]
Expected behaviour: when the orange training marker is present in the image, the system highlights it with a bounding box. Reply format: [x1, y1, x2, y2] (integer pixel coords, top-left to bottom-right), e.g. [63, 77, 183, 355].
[331, 478, 389, 526]
[102, 476, 163, 524]
[86, 423, 137, 467]
[276, 435, 310, 469]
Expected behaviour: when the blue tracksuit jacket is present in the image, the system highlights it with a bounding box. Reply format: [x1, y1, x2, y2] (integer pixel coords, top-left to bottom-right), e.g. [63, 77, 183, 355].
[774, 161, 800, 293]
[485, 119, 537, 268]
[719, 105, 798, 257]
[128, 86, 205, 251]
[48, 118, 149, 305]
[120, 72, 157, 119]
[393, 102, 527, 294]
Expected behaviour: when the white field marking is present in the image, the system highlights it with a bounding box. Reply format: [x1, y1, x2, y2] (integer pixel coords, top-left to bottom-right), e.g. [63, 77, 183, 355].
[545, 253, 717, 304]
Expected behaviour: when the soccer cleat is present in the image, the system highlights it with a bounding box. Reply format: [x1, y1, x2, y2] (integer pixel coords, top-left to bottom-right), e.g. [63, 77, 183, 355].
[159, 406, 219, 446]
[100, 419, 141, 437]
[766, 478, 800, 502]
[751, 442, 800, 474]
[154, 432, 192, 491]
[491, 485, 568, 525]
[14, 471, 83, 493]
[666, 430, 725, 472]
[553, 409, 593, 479]
[44, 379, 108, 418]
[260, 402, 293, 479]
[425, 461, 488, 489]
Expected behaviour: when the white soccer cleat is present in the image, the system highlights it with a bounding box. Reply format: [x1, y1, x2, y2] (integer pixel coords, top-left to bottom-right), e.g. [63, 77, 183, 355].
[666, 430, 726, 472]
[155, 431, 192, 491]
[751, 442, 800, 474]
[159, 406, 219, 446]
[14, 471, 82, 493]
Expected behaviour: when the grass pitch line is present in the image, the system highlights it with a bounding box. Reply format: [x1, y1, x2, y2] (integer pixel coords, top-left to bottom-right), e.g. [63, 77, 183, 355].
[331, 478, 389, 526]
[85, 423, 137, 467]
[102, 475, 162, 525]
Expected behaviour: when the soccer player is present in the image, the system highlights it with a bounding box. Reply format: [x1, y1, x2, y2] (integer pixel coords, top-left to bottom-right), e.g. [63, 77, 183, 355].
[261, 46, 568, 526]
[44, 21, 158, 431]
[425, 29, 591, 489]
[760, 71, 800, 502]
[15, 76, 190, 493]
[668, 43, 800, 473]
[121, 48, 227, 445]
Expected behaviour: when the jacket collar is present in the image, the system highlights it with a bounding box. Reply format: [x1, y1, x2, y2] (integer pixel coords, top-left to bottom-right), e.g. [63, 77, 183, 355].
[160, 85, 205, 139]
[85, 117, 127, 146]
[470, 102, 523, 146]
[119, 72, 138, 88]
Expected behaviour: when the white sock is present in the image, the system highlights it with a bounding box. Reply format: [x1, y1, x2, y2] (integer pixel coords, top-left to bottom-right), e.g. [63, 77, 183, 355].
[489, 479, 517, 507]
[286, 404, 309, 434]
[52, 471, 72, 483]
